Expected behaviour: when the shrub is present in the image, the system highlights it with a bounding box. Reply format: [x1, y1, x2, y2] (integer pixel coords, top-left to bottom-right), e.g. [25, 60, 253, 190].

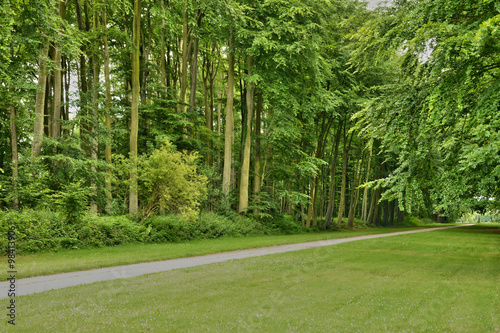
[145, 212, 268, 242]
[0, 209, 149, 253]
[139, 141, 208, 220]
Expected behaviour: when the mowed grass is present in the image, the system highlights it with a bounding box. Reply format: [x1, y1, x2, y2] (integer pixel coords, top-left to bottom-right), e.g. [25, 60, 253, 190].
[6, 224, 500, 332]
[6, 227, 425, 279]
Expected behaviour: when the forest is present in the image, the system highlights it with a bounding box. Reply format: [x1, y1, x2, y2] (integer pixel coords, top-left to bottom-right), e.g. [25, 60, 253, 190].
[0, 0, 498, 251]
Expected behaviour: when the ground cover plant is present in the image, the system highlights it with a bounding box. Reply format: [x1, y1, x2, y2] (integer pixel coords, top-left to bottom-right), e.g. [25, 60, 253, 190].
[5, 225, 498, 332]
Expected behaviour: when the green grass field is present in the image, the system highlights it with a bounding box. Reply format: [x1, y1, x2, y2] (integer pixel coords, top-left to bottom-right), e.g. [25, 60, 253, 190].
[8, 227, 425, 279]
[5, 224, 499, 332]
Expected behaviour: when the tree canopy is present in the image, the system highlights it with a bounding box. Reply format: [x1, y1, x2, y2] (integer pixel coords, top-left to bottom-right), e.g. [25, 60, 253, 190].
[0, 0, 498, 226]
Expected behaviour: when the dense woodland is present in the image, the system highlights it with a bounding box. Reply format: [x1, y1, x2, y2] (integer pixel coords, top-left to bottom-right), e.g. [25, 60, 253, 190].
[0, 0, 498, 231]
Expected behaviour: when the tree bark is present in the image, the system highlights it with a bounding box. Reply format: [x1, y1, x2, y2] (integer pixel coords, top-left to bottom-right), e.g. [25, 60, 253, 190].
[89, 5, 100, 214]
[9, 93, 18, 210]
[324, 120, 343, 228]
[222, 34, 235, 197]
[51, 1, 66, 139]
[253, 90, 263, 214]
[160, 0, 167, 88]
[306, 115, 334, 228]
[347, 149, 366, 228]
[32, 41, 49, 158]
[189, 36, 199, 113]
[238, 56, 255, 213]
[361, 146, 372, 224]
[102, 1, 113, 212]
[178, 0, 188, 115]
[76, 0, 90, 156]
[129, 0, 141, 215]
[336, 125, 353, 229]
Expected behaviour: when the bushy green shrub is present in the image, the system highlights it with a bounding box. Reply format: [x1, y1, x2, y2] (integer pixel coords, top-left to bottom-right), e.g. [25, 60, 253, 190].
[403, 215, 435, 226]
[146, 212, 268, 242]
[0, 209, 149, 253]
[139, 140, 208, 220]
[78, 214, 150, 246]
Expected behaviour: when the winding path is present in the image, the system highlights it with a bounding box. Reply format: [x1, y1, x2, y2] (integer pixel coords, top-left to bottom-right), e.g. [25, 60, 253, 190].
[0, 225, 471, 299]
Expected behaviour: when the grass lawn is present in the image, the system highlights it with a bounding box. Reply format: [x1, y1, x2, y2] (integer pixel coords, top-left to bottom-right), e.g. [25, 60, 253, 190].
[7, 226, 428, 279]
[5, 224, 499, 332]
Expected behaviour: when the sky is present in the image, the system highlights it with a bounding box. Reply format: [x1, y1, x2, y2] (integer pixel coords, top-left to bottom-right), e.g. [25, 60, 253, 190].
[366, 0, 393, 10]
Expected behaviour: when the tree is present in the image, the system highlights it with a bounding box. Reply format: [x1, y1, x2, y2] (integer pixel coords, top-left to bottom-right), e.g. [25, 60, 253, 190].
[129, 0, 141, 215]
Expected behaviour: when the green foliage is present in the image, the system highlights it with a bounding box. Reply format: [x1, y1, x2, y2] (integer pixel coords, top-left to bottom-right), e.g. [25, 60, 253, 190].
[352, 0, 500, 218]
[403, 215, 436, 227]
[146, 212, 267, 242]
[51, 182, 93, 224]
[0, 209, 149, 253]
[139, 140, 208, 219]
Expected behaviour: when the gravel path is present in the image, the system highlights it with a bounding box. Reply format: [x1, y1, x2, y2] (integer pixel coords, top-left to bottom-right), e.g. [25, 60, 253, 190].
[0, 225, 471, 299]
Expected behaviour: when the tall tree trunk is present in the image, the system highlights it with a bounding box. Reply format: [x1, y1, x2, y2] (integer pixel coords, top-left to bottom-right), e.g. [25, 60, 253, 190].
[222, 34, 235, 197]
[361, 145, 372, 224]
[324, 120, 343, 228]
[178, 0, 188, 115]
[63, 57, 70, 123]
[76, 0, 90, 156]
[202, 52, 213, 162]
[32, 41, 49, 158]
[216, 80, 223, 173]
[51, 1, 66, 139]
[129, 0, 141, 215]
[9, 93, 18, 210]
[90, 5, 100, 214]
[366, 188, 376, 225]
[160, 0, 166, 88]
[102, 1, 113, 212]
[306, 116, 334, 228]
[347, 149, 366, 228]
[253, 90, 263, 214]
[238, 56, 254, 213]
[189, 37, 199, 113]
[336, 126, 353, 229]
[389, 200, 395, 225]
[141, 4, 152, 103]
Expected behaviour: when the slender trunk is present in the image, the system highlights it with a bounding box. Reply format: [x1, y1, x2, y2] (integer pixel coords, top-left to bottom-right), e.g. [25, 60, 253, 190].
[361, 146, 372, 223]
[202, 54, 212, 162]
[366, 188, 375, 225]
[336, 126, 353, 229]
[222, 35, 235, 196]
[9, 95, 18, 210]
[324, 120, 343, 228]
[141, 5, 152, 103]
[32, 41, 49, 158]
[306, 116, 333, 228]
[89, 7, 101, 214]
[129, 0, 141, 215]
[102, 1, 113, 212]
[216, 81, 223, 173]
[389, 200, 395, 225]
[76, 0, 90, 156]
[160, 0, 166, 88]
[347, 149, 366, 228]
[253, 90, 263, 213]
[178, 0, 188, 114]
[64, 58, 70, 122]
[51, 50, 62, 138]
[189, 37, 199, 113]
[238, 56, 254, 213]
[51, 1, 65, 138]
[373, 190, 381, 225]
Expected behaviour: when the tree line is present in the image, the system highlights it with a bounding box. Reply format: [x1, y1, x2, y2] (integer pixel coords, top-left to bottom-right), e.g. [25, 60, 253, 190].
[0, 0, 498, 226]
